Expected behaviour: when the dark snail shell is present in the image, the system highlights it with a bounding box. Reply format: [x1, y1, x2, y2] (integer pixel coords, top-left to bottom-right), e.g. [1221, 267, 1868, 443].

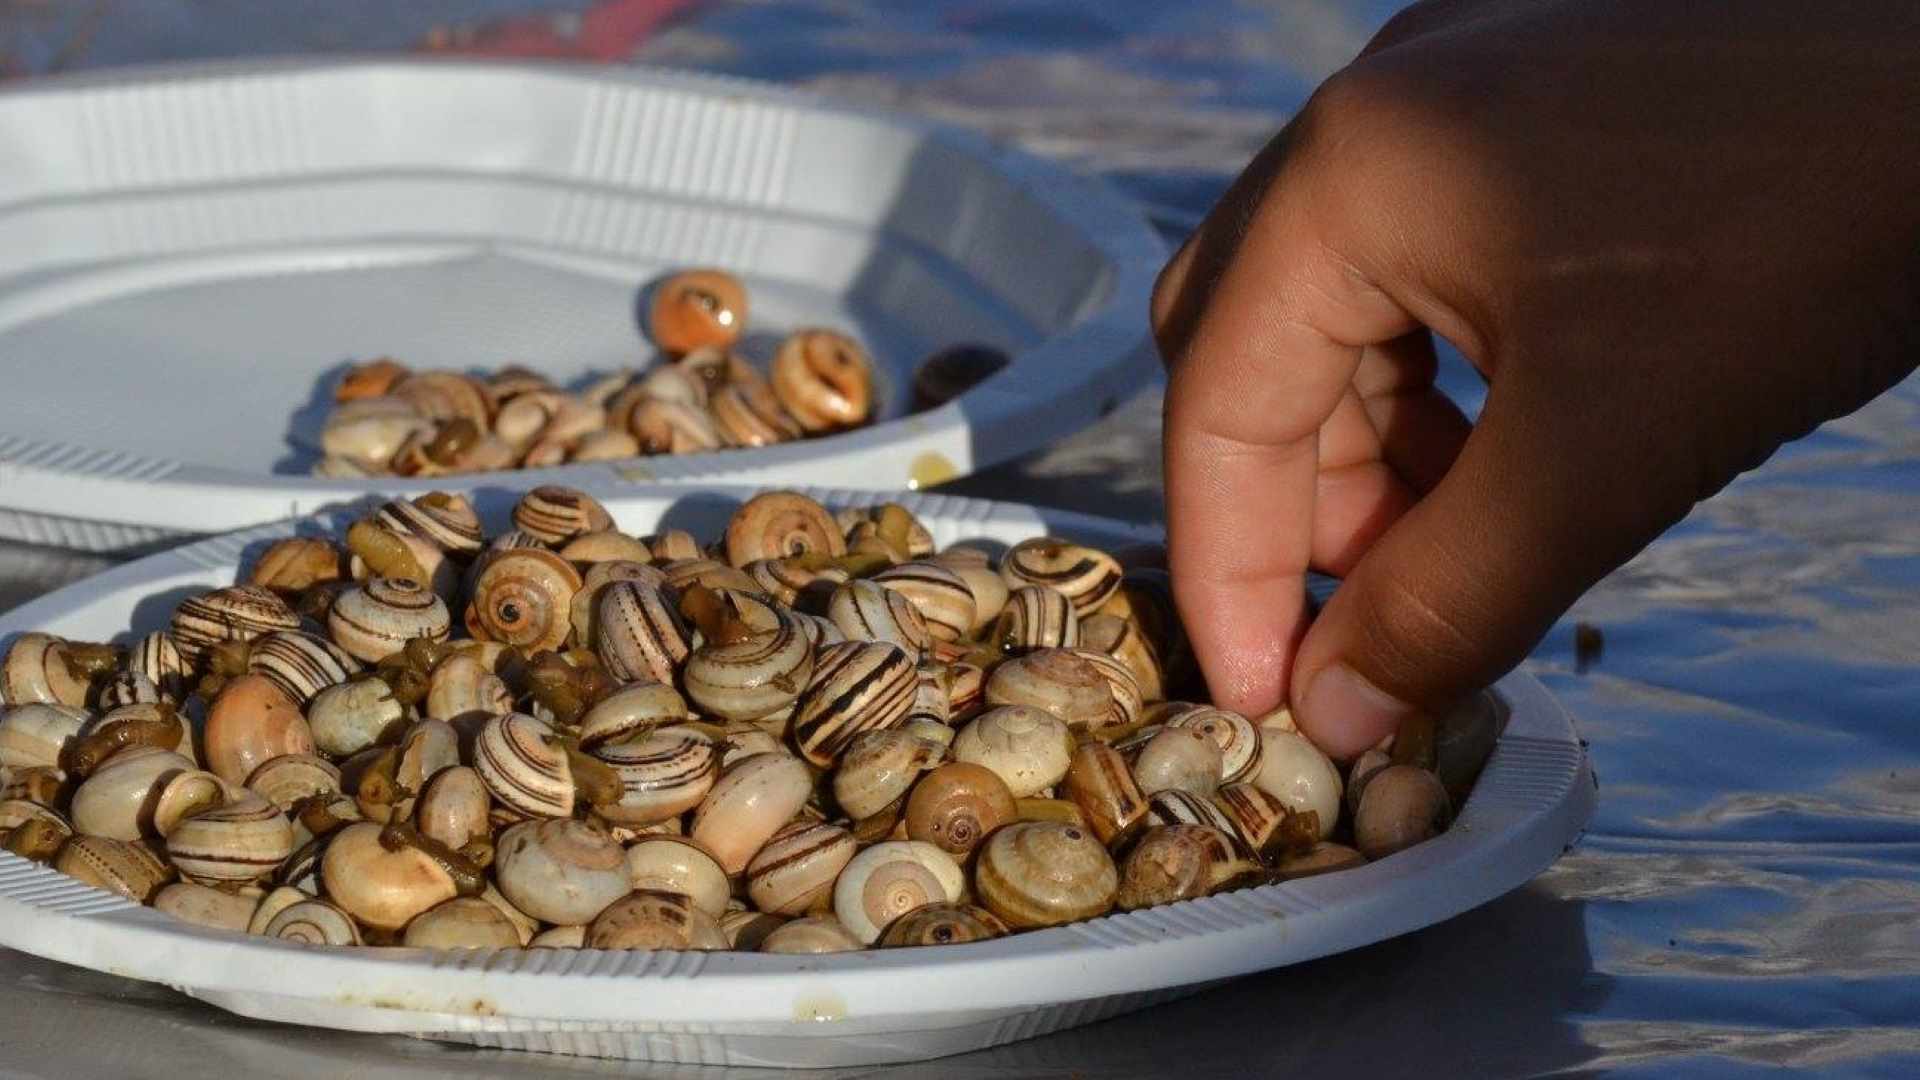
[876, 901, 1009, 948]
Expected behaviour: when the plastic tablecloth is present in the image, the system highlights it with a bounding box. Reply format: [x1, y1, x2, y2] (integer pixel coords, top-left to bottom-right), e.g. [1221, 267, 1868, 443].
[2, 2, 1918, 1076]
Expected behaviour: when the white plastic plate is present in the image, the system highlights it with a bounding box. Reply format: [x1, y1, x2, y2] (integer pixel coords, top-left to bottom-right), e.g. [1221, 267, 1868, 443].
[0, 60, 1165, 552]
[0, 488, 1594, 1068]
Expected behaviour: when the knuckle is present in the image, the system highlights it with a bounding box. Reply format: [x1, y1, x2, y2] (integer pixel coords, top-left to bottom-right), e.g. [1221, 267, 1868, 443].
[1347, 556, 1492, 704]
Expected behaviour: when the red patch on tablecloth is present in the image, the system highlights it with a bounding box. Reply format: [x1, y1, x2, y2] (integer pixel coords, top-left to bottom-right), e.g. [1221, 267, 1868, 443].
[418, 0, 697, 63]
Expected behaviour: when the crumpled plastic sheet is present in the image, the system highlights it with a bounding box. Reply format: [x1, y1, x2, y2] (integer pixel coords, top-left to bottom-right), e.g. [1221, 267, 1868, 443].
[2, 2, 1919, 1076]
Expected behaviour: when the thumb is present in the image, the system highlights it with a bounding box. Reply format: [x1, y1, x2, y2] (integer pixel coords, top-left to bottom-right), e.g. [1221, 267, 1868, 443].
[1289, 379, 1666, 759]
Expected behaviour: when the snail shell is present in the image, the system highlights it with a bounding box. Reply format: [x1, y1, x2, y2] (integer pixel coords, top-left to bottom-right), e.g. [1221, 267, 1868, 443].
[377, 494, 484, 561]
[832, 729, 944, 821]
[950, 706, 1073, 799]
[594, 579, 691, 686]
[329, 578, 452, 664]
[759, 914, 863, 954]
[872, 563, 976, 643]
[265, 898, 363, 945]
[1214, 781, 1317, 861]
[681, 612, 814, 724]
[97, 671, 160, 711]
[474, 713, 574, 819]
[0, 702, 89, 769]
[903, 761, 1019, 861]
[3, 764, 68, 807]
[403, 896, 521, 949]
[1167, 707, 1262, 783]
[586, 888, 729, 950]
[842, 504, 936, 561]
[493, 818, 632, 926]
[131, 632, 189, 704]
[719, 719, 784, 769]
[828, 580, 932, 659]
[479, 881, 541, 945]
[647, 530, 701, 562]
[930, 553, 1009, 635]
[1131, 726, 1225, 799]
[1345, 748, 1393, 820]
[528, 924, 587, 949]
[465, 549, 581, 654]
[984, 649, 1114, 733]
[246, 884, 309, 935]
[320, 821, 458, 932]
[710, 378, 802, 448]
[688, 752, 813, 875]
[1069, 649, 1144, 731]
[1353, 765, 1450, 860]
[512, 486, 616, 547]
[790, 641, 918, 768]
[1062, 740, 1149, 848]
[0, 799, 69, 834]
[660, 558, 762, 597]
[150, 769, 235, 840]
[1146, 788, 1240, 836]
[306, 678, 406, 760]
[947, 662, 986, 721]
[1434, 690, 1502, 806]
[746, 557, 847, 610]
[832, 840, 965, 943]
[205, 675, 316, 789]
[154, 881, 258, 932]
[723, 490, 846, 567]
[69, 745, 194, 840]
[649, 269, 748, 354]
[998, 585, 1079, 652]
[745, 819, 856, 916]
[720, 909, 788, 950]
[423, 652, 512, 724]
[170, 585, 300, 670]
[638, 361, 710, 409]
[1, 633, 90, 708]
[247, 630, 359, 707]
[973, 821, 1118, 929]
[579, 681, 691, 752]
[571, 560, 664, 646]
[416, 766, 490, 850]
[558, 529, 652, 566]
[246, 754, 341, 812]
[630, 398, 723, 454]
[592, 725, 721, 826]
[1000, 538, 1121, 616]
[1079, 613, 1164, 703]
[624, 835, 730, 917]
[904, 661, 951, 728]
[1251, 729, 1343, 840]
[1114, 824, 1255, 912]
[875, 902, 1010, 948]
[1273, 841, 1368, 882]
[770, 328, 875, 432]
[53, 835, 173, 903]
[165, 793, 295, 885]
[320, 398, 432, 473]
[391, 371, 490, 429]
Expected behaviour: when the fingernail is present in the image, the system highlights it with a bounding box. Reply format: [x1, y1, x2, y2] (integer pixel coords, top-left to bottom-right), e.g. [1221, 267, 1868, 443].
[1300, 663, 1416, 760]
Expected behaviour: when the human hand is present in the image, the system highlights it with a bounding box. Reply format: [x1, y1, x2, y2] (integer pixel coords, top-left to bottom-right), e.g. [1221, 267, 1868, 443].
[1152, 0, 1920, 758]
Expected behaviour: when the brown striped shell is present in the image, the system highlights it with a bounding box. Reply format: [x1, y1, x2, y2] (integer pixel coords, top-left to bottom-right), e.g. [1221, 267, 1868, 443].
[170, 586, 300, 670]
[594, 579, 692, 685]
[465, 548, 581, 654]
[1062, 740, 1149, 847]
[831, 729, 944, 821]
[873, 562, 976, 643]
[770, 328, 875, 432]
[591, 725, 720, 826]
[997, 585, 1078, 652]
[723, 490, 847, 567]
[790, 641, 918, 767]
[578, 681, 692, 752]
[624, 835, 731, 917]
[265, 898, 363, 945]
[827, 580, 932, 658]
[511, 486, 615, 547]
[1114, 824, 1257, 912]
[131, 632, 189, 704]
[681, 612, 815, 724]
[247, 630, 360, 707]
[474, 713, 574, 819]
[1146, 788, 1239, 835]
[973, 821, 1118, 929]
[245, 753, 341, 812]
[164, 792, 295, 885]
[710, 377, 802, 448]
[53, 835, 172, 903]
[1213, 781, 1316, 861]
[586, 888, 729, 950]
[1167, 706, 1262, 783]
[984, 649, 1115, 733]
[328, 578, 451, 664]
[745, 819, 857, 916]
[999, 538, 1121, 616]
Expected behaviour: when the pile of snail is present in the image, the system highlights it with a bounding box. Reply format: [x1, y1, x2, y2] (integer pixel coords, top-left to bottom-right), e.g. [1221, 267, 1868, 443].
[0, 486, 1499, 953]
[315, 268, 1010, 479]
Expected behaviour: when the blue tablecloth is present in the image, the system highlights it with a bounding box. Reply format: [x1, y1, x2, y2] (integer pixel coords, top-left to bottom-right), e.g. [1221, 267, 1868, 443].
[2, 2, 1917, 1076]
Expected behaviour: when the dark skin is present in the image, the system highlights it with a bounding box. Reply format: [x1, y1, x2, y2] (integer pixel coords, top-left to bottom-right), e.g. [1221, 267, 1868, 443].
[1153, 0, 1920, 759]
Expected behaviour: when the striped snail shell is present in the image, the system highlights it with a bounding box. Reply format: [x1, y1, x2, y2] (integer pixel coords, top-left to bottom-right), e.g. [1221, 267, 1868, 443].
[245, 753, 341, 812]
[770, 328, 875, 433]
[170, 585, 300, 670]
[96, 671, 160, 711]
[872, 562, 976, 643]
[792, 611, 845, 652]
[511, 486, 615, 547]
[52, 835, 173, 903]
[586, 888, 729, 951]
[1168, 706, 1263, 783]
[682, 611, 815, 725]
[1114, 824, 1256, 912]
[997, 585, 1078, 652]
[904, 661, 951, 730]
[1078, 613, 1165, 703]
[1068, 649, 1144, 731]
[1000, 538, 1122, 617]
[1251, 729, 1343, 841]
[165, 792, 295, 885]
[264, 898, 363, 945]
[328, 578, 451, 664]
[150, 769, 235, 840]
[759, 914, 863, 954]
[832, 840, 966, 944]
[465, 548, 581, 654]
[594, 579, 691, 685]
[875, 902, 1010, 948]
[70, 745, 195, 840]
[946, 662, 986, 721]
[931, 551, 1010, 634]
[248, 884, 308, 933]
[630, 398, 723, 454]
[1062, 740, 1149, 848]
[474, 713, 574, 819]
[745, 819, 857, 916]
[1213, 781, 1316, 861]
[747, 558, 848, 610]
[973, 820, 1119, 930]
[130, 631, 189, 704]
[624, 835, 731, 917]
[790, 641, 918, 767]
[659, 557, 762, 597]
[591, 725, 719, 826]
[688, 752, 813, 875]
[984, 649, 1115, 734]
[579, 681, 691, 752]
[1, 633, 90, 708]
[710, 377, 802, 448]
[247, 630, 359, 707]
[832, 728, 944, 822]
[1146, 788, 1239, 836]
[723, 490, 846, 567]
[827, 580, 932, 659]
[571, 559, 665, 646]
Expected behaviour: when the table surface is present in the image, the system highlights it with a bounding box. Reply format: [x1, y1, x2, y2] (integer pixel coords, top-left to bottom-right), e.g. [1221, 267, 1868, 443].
[2, 2, 1919, 1077]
